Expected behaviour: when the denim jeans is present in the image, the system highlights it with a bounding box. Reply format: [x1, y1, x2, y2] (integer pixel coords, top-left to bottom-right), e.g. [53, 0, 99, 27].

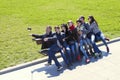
[75, 42, 80, 56]
[95, 32, 108, 48]
[62, 45, 72, 65]
[48, 44, 61, 67]
[69, 42, 77, 61]
[91, 34, 101, 53]
[83, 38, 93, 53]
[79, 40, 89, 59]
[60, 49, 68, 65]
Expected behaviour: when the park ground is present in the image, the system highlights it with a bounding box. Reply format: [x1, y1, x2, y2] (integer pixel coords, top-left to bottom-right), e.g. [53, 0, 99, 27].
[0, 39, 120, 80]
[0, 0, 120, 70]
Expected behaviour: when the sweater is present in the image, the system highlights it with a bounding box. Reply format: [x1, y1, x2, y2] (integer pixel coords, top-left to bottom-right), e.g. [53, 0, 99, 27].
[89, 21, 101, 34]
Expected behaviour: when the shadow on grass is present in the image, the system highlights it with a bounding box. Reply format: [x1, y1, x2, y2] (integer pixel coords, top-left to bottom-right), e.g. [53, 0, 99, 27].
[31, 51, 111, 78]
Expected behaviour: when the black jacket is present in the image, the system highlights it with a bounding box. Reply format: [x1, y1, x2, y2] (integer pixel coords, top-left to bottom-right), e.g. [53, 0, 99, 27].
[63, 29, 78, 45]
[32, 32, 57, 49]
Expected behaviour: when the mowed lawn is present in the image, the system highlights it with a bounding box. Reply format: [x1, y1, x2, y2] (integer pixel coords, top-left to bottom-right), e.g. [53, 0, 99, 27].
[0, 0, 120, 70]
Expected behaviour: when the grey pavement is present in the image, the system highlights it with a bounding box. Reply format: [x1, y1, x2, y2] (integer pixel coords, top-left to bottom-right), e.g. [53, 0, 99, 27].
[0, 39, 120, 80]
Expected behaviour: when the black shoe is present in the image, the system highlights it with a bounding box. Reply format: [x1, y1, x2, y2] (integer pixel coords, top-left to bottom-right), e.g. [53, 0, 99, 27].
[67, 64, 70, 67]
[94, 53, 99, 59]
[67, 63, 73, 67]
[57, 66, 63, 71]
[98, 52, 103, 58]
[67, 64, 72, 68]
[107, 47, 109, 53]
[91, 53, 95, 57]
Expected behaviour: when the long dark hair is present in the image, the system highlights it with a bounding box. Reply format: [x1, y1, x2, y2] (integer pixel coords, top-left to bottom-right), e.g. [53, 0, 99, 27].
[88, 15, 99, 27]
[61, 24, 69, 32]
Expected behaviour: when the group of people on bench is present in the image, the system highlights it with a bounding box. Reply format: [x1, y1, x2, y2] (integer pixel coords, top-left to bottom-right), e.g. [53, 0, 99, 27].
[32, 15, 110, 71]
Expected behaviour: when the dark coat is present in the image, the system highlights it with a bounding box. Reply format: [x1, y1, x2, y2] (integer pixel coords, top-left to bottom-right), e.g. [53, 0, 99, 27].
[64, 29, 79, 45]
[32, 32, 57, 49]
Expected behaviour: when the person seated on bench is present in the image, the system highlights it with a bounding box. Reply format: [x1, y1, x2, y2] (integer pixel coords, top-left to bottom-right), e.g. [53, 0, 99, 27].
[88, 15, 109, 56]
[32, 26, 55, 54]
[54, 26, 72, 67]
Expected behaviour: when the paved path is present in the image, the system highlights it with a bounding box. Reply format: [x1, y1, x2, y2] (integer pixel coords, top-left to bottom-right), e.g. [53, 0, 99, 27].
[0, 41, 120, 80]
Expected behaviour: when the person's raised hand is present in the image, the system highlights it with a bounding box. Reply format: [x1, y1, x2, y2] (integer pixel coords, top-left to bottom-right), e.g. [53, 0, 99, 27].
[44, 38, 48, 41]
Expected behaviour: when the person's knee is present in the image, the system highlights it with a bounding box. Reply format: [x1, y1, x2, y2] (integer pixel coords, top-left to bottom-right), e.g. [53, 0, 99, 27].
[100, 32, 105, 39]
[91, 34, 95, 43]
[66, 47, 70, 51]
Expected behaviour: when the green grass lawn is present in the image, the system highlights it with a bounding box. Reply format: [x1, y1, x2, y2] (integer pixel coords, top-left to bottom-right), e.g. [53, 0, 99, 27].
[0, 0, 120, 70]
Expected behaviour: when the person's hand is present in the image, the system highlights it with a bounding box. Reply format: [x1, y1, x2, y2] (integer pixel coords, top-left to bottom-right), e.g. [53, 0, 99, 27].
[44, 38, 48, 41]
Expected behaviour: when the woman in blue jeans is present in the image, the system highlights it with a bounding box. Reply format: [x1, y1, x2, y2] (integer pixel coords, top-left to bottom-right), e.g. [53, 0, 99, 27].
[61, 23, 79, 62]
[88, 16, 109, 56]
[76, 19, 94, 57]
[76, 20, 91, 63]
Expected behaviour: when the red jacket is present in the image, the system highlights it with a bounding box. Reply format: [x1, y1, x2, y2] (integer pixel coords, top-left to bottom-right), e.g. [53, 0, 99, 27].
[69, 25, 75, 31]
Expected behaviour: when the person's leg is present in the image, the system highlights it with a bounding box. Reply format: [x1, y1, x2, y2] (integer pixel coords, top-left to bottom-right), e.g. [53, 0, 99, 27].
[51, 51, 61, 67]
[80, 40, 89, 59]
[51, 52, 63, 71]
[86, 38, 94, 56]
[100, 32, 109, 52]
[65, 46, 72, 65]
[46, 45, 56, 65]
[60, 49, 69, 65]
[49, 44, 62, 67]
[70, 44, 76, 62]
[91, 34, 101, 53]
[91, 34, 103, 58]
[47, 50, 52, 65]
[83, 39, 90, 56]
[63, 42, 72, 65]
[75, 42, 80, 60]
[79, 40, 90, 63]
[75, 42, 79, 55]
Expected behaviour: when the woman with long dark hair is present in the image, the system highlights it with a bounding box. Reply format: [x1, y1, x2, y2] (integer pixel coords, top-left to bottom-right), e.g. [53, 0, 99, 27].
[88, 16, 109, 54]
[61, 23, 79, 62]
[61, 24, 73, 65]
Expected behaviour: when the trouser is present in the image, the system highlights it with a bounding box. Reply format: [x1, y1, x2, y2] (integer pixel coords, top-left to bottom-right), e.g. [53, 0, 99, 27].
[48, 44, 61, 67]
[69, 42, 78, 61]
[91, 34, 101, 53]
[75, 42, 80, 56]
[79, 40, 89, 59]
[62, 45, 72, 65]
[95, 32, 108, 48]
[83, 38, 93, 54]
